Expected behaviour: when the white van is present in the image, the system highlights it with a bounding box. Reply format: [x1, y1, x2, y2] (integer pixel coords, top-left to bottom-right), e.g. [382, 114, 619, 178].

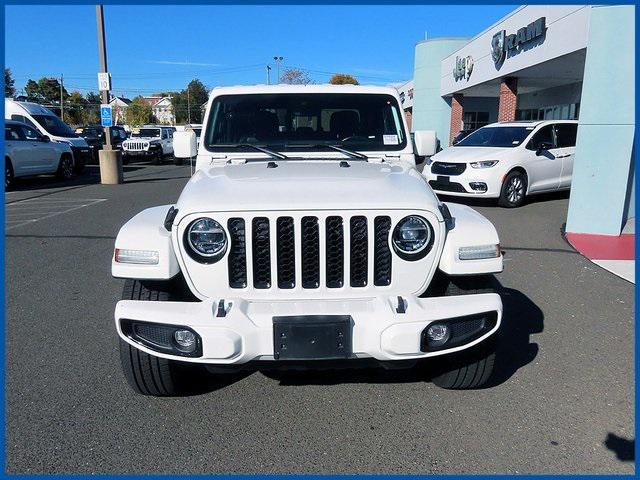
[5, 99, 91, 173]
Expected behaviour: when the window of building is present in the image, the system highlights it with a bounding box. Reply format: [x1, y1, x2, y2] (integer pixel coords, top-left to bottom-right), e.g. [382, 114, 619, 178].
[517, 102, 580, 121]
[462, 111, 490, 130]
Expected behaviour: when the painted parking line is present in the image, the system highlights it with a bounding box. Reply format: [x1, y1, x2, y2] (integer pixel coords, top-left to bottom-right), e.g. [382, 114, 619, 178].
[5, 198, 107, 231]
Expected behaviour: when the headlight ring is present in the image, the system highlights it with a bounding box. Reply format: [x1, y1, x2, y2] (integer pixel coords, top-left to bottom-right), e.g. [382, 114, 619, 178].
[392, 215, 434, 261]
[184, 217, 227, 263]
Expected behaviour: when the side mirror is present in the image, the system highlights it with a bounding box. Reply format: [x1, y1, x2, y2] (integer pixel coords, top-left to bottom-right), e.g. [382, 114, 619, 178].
[413, 130, 437, 157]
[173, 130, 198, 159]
[536, 142, 552, 156]
[40, 135, 50, 143]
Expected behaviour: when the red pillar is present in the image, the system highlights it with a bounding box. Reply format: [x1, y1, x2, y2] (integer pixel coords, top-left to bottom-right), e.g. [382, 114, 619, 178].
[498, 77, 518, 122]
[449, 93, 464, 145]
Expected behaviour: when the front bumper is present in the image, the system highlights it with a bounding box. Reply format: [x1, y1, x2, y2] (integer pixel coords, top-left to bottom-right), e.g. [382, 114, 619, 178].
[115, 293, 502, 365]
[70, 146, 91, 167]
[423, 167, 503, 198]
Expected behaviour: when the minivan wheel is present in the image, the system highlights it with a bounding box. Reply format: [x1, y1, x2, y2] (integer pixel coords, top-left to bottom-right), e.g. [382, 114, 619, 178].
[5, 159, 15, 191]
[498, 170, 527, 207]
[56, 154, 74, 180]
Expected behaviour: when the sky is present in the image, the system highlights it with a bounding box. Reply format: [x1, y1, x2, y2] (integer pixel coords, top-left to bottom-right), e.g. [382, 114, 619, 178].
[5, 5, 516, 99]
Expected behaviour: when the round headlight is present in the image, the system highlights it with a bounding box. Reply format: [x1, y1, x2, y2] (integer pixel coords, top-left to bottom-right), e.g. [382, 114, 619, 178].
[186, 218, 227, 261]
[392, 216, 433, 258]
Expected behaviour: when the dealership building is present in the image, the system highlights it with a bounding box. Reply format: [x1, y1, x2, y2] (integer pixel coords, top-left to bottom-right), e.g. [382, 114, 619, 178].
[411, 4, 635, 275]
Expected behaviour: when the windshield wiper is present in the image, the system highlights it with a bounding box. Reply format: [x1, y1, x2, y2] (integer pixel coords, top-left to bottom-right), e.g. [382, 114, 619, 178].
[303, 144, 368, 160]
[227, 144, 289, 160]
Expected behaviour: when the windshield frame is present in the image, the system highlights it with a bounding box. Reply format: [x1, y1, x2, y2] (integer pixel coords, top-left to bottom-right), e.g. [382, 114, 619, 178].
[202, 92, 408, 155]
[454, 125, 535, 148]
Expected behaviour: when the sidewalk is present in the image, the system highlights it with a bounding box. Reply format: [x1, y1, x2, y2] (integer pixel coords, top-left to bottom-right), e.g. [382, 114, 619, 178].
[565, 219, 635, 283]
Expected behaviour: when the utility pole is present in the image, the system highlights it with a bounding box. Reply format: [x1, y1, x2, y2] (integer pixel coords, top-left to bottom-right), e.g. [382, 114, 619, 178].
[96, 4, 122, 184]
[266, 65, 271, 85]
[273, 56, 283, 84]
[187, 85, 191, 124]
[60, 74, 64, 122]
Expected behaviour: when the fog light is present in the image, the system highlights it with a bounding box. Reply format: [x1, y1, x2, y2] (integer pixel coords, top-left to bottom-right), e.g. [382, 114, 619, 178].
[426, 323, 451, 347]
[174, 329, 197, 352]
[469, 182, 488, 192]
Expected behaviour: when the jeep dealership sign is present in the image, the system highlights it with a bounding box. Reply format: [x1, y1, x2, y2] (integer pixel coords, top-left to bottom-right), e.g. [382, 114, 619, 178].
[491, 17, 546, 67]
[453, 56, 474, 81]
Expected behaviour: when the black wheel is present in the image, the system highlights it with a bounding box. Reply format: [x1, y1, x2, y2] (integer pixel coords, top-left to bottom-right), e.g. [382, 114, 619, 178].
[56, 154, 74, 180]
[73, 155, 85, 174]
[423, 272, 500, 389]
[174, 157, 183, 166]
[431, 338, 496, 389]
[122, 154, 129, 165]
[118, 278, 203, 396]
[153, 149, 162, 165]
[5, 158, 15, 191]
[498, 170, 527, 207]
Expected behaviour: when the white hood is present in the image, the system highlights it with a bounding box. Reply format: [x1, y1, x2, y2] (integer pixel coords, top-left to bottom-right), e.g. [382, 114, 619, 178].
[431, 146, 509, 164]
[175, 160, 440, 216]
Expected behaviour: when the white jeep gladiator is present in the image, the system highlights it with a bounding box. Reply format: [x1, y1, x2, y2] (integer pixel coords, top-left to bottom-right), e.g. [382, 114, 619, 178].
[112, 85, 504, 396]
[121, 126, 174, 164]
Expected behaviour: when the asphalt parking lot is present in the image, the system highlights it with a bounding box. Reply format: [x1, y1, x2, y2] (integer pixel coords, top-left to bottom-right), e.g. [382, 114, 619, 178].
[5, 163, 634, 474]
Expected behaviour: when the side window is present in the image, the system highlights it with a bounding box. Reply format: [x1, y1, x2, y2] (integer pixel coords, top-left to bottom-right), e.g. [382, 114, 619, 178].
[11, 114, 37, 129]
[555, 123, 578, 148]
[5, 125, 24, 141]
[161, 129, 168, 139]
[526, 125, 555, 151]
[22, 126, 41, 141]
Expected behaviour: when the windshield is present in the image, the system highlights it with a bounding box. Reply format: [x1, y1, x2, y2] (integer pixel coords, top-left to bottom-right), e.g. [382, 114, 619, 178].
[133, 128, 160, 137]
[31, 114, 77, 138]
[455, 126, 533, 148]
[203, 93, 407, 153]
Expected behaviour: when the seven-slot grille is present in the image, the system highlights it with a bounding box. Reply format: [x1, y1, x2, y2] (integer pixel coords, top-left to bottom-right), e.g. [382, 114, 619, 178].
[226, 215, 393, 290]
[124, 141, 148, 151]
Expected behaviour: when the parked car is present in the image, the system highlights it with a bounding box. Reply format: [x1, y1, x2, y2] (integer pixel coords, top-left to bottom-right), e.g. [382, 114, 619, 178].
[423, 120, 578, 207]
[5, 99, 91, 173]
[75, 125, 128, 162]
[121, 125, 174, 164]
[112, 85, 505, 396]
[5, 120, 75, 190]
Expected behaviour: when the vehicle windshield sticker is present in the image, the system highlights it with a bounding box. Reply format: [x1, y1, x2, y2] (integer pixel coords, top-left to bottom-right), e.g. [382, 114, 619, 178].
[383, 134, 399, 145]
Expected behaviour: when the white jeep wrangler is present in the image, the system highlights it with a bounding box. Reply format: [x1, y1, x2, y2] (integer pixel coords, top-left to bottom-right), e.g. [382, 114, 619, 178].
[121, 125, 174, 164]
[112, 85, 504, 396]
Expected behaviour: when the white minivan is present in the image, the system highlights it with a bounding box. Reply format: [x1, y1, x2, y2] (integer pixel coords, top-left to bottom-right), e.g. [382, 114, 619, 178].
[5, 99, 91, 173]
[423, 120, 578, 207]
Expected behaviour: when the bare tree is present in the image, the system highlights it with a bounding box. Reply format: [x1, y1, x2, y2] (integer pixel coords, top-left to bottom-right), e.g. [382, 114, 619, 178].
[280, 68, 313, 85]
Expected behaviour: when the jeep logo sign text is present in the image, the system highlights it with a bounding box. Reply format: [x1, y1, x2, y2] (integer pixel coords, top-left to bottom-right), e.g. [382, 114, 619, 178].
[453, 55, 474, 81]
[491, 17, 546, 67]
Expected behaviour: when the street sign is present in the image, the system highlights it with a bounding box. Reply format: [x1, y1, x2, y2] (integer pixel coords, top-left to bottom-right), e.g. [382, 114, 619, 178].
[100, 104, 113, 127]
[98, 72, 111, 91]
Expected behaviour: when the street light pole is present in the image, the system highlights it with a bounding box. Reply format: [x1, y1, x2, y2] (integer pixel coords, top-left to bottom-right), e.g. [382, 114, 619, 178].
[95, 4, 122, 184]
[273, 56, 283, 84]
[266, 65, 271, 85]
[60, 74, 64, 122]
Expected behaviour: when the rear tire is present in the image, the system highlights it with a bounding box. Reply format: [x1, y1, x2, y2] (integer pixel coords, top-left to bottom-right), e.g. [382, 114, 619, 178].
[498, 170, 527, 207]
[118, 278, 203, 396]
[56, 154, 74, 180]
[5, 158, 15, 191]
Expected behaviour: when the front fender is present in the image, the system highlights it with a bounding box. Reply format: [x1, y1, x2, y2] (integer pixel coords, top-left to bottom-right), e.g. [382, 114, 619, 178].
[112, 205, 180, 280]
[439, 202, 503, 275]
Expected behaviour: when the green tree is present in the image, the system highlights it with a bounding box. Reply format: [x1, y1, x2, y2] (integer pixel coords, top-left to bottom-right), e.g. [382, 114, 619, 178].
[4, 68, 16, 97]
[23, 77, 69, 106]
[125, 96, 153, 126]
[329, 73, 359, 85]
[65, 91, 87, 125]
[24, 79, 43, 102]
[170, 79, 209, 124]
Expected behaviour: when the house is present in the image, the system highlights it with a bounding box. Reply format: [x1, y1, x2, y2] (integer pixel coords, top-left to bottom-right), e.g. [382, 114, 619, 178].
[139, 95, 175, 125]
[109, 96, 131, 125]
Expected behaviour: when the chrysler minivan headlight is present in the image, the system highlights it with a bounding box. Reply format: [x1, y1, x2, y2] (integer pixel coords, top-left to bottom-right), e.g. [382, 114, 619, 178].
[470, 160, 499, 168]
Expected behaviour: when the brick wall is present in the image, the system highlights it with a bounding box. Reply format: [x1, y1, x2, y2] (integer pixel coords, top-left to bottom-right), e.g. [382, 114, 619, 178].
[449, 93, 464, 145]
[497, 77, 518, 122]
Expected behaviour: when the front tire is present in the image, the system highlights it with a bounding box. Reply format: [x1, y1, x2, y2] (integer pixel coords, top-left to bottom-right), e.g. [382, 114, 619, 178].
[118, 279, 203, 396]
[56, 154, 74, 180]
[5, 158, 15, 191]
[498, 170, 527, 207]
[431, 339, 496, 389]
